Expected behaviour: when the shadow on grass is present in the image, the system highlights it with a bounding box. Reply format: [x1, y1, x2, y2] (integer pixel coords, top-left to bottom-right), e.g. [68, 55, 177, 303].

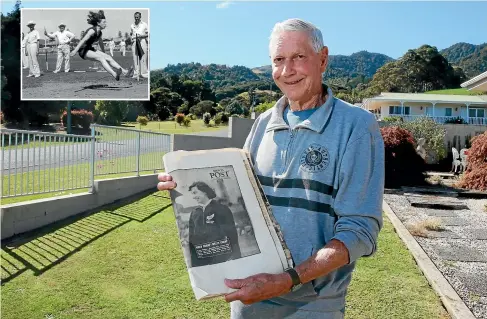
[1, 191, 172, 285]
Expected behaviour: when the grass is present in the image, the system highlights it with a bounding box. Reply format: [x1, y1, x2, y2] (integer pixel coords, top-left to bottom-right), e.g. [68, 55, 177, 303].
[122, 120, 226, 135]
[424, 88, 485, 96]
[407, 219, 446, 238]
[2, 120, 226, 149]
[1, 193, 449, 319]
[1, 151, 166, 205]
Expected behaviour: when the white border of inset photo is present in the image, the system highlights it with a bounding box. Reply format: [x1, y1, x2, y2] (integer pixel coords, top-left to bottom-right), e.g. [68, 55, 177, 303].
[20, 7, 150, 101]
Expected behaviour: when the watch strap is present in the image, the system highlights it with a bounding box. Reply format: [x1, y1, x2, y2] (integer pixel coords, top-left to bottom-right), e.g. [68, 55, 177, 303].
[285, 268, 301, 287]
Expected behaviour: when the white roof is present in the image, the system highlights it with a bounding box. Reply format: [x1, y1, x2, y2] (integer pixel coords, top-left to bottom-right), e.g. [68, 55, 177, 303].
[461, 70, 487, 88]
[366, 92, 487, 104]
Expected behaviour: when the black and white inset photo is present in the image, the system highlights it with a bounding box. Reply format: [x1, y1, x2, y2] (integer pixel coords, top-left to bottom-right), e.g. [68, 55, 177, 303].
[21, 8, 150, 101]
[170, 166, 261, 268]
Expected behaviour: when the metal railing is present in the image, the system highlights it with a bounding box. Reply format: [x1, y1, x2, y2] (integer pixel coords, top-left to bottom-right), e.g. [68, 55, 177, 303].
[381, 115, 487, 125]
[1, 125, 171, 199]
[91, 124, 170, 177]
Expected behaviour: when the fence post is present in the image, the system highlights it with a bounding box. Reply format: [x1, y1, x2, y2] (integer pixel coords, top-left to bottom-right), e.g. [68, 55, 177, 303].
[90, 126, 96, 192]
[136, 131, 141, 176]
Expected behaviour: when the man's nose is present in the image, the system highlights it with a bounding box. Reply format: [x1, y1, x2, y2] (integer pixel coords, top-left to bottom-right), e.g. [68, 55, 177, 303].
[281, 60, 295, 77]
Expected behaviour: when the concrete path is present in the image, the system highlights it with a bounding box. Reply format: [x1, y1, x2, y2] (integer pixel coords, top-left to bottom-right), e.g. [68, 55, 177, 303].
[384, 193, 487, 318]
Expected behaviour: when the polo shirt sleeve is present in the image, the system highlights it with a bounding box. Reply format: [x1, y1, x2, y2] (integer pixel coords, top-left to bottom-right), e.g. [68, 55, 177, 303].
[332, 121, 385, 264]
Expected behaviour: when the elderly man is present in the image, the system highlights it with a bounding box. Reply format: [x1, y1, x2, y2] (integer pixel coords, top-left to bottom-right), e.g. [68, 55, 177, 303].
[129, 11, 149, 79]
[157, 18, 384, 319]
[44, 22, 74, 73]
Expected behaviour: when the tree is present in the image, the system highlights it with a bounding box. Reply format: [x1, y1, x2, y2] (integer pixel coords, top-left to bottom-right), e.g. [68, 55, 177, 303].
[144, 87, 183, 120]
[457, 131, 487, 191]
[118, 31, 122, 38]
[1, 1, 23, 124]
[226, 100, 246, 115]
[94, 101, 129, 125]
[367, 45, 465, 94]
[189, 100, 215, 117]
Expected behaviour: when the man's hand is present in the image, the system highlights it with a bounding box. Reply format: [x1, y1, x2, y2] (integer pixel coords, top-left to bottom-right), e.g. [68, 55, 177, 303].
[224, 273, 292, 305]
[157, 173, 177, 191]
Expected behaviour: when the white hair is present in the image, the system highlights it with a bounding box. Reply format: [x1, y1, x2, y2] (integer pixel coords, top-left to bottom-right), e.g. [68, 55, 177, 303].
[269, 18, 324, 54]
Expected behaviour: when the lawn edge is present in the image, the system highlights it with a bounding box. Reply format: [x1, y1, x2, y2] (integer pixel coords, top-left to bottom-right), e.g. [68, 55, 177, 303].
[382, 199, 476, 319]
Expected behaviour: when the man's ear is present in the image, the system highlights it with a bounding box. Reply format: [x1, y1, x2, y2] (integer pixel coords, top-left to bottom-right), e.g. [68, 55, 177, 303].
[320, 46, 329, 73]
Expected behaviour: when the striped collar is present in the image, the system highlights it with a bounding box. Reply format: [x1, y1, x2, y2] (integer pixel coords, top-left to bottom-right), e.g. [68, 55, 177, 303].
[266, 85, 335, 133]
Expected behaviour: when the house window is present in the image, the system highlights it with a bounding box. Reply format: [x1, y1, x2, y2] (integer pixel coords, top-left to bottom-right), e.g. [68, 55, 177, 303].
[389, 106, 410, 115]
[469, 108, 486, 118]
[445, 108, 452, 117]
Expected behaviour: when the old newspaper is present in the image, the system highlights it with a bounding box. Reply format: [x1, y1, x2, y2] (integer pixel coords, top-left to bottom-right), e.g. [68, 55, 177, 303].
[163, 148, 293, 300]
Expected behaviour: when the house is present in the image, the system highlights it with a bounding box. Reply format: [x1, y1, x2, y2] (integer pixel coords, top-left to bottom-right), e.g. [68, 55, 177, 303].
[361, 92, 487, 125]
[461, 70, 487, 93]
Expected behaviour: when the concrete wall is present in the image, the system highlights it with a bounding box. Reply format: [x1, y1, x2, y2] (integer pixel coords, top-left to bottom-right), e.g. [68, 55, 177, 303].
[1, 174, 159, 240]
[172, 117, 256, 151]
[443, 124, 487, 150]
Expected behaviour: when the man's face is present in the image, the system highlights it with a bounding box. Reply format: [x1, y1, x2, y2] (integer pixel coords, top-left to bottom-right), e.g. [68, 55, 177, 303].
[270, 31, 328, 102]
[134, 13, 141, 23]
[191, 187, 209, 205]
[59, 26, 65, 32]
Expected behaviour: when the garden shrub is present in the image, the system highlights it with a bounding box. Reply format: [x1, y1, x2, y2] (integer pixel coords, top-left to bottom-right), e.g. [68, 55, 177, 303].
[175, 113, 185, 126]
[61, 109, 94, 129]
[444, 116, 467, 124]
[183, 116, 191, 127]
[381, 126, 427, 188]
[383, 116, 403, 123]
[203, 112, 211, 125]
[457, 131, 487, 191]
[214, 115, 222, 126]
[136, 115, 149, 127]
[396, 117, 447, 162]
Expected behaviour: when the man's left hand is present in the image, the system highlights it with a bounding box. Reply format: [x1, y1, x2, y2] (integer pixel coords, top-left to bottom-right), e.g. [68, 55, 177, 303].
[224, 273, 292, 305]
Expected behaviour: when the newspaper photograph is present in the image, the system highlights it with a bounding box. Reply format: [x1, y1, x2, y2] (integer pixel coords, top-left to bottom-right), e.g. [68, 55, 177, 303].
[170, 166, 261, 268]
[163, 148, 293, 300]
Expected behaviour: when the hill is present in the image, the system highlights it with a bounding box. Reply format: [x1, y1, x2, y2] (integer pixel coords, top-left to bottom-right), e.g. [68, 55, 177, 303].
[457, 45, 487, 78]
[440, 42, 481, 64]
[160, 62, 265, 90]
[440, 42, 487, 78]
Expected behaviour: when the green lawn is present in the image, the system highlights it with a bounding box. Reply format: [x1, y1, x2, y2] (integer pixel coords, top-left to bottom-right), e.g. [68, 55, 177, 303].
[425, 88, 484, 96]
[122, 119, 226, 135]
[1, 193, 449, 319]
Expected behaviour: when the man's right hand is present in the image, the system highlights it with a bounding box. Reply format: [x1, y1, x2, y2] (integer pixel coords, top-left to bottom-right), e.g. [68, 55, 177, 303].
[157, 173, 177, 191]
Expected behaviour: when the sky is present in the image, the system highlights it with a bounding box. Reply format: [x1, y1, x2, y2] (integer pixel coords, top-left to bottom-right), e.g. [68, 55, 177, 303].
[21, 8, 149, 39]
[3, 1, 487, 70]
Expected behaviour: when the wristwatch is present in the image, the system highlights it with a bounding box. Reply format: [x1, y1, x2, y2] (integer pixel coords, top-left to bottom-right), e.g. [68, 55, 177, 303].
[284, 268, 302, 292]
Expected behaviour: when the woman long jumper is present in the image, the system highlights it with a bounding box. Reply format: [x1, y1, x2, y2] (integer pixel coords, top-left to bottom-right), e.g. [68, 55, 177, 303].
[70, 10, 132, 81]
